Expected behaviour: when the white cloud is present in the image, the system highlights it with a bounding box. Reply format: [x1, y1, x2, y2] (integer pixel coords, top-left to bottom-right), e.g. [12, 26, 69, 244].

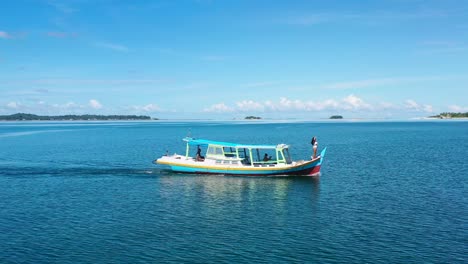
[129, 103, 161, 112]
[321, 78, 400, 89]
[208, 95, 374, 113]
[320, 76, 449, 90]
[123, 104, 163, 113]
[423, 105, 433, 113]
[268, 97, 313, 111]
[448, 105, 468, 112]
[142, 104, 160, 112]
[94, 42, 129, 52]
[270, 95, 370, 111]
[427, 46, 468, 54]
[203, 103, 234, 113]
[6, 101, 20, 109]
[281, 10, 447, 26]
[376, 102, 396, 110]
[404, 99, 433, 113]
[155, 47, 229, 63]
[243, 82, 277, 88]
[318, 99, 340, 110]
[341, 94, 372, 110]
[285, 14, 331, 25]
[405, 99, 419, 109]
[11, 78, 163, 85]
[88, 99, 103, 109]
[277, 97, 302, 110]
[200, 55, 226, 61]
[419, 40, 468, 54]
[236, 100, 265, 112]
[47, 0, 77, 13]
[0, 31, 11, 39]
[205, 95, 441, 115]
[282, 13, 364, 26]
[421, 40, 459, 46]
[0, 100, 109, 115]
[64, 102, 80, 108]
[50, 101, 85, 112]
[46, 31, 78, 38]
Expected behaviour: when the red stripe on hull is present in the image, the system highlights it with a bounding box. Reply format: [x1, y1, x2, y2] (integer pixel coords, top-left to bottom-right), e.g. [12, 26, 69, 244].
[308, 165, 321, 176]
[282, 165, 321, 176]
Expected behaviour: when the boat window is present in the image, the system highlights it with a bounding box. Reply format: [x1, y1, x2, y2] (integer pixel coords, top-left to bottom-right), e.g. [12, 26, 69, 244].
[215, 147, 223, 156]
[238, 148, 251, 165]
[223, 147, 236, 157]
[238, 148, 248, 158]
[256, 149, 276, 164]
[207, 146, 224, 156]
[283, 149, 292, 164]
[207, 146, 215, 155]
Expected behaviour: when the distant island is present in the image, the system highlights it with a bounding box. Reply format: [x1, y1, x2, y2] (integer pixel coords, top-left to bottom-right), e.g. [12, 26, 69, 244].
[0, 113, 154, 121]
[245, 116, 261, 120]
[329, 115, 343, 119]
[429, 112, 468, 119]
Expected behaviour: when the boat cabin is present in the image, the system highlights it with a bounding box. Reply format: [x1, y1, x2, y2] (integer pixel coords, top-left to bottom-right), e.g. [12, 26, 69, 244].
[183, 137, 292, 167]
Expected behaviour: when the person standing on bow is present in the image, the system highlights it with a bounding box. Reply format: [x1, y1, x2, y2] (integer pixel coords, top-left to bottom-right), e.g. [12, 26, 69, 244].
[311, 136, 318, 159]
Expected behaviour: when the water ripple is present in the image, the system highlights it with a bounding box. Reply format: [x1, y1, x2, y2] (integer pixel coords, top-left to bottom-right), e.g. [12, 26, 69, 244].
[0, 121, 466, 263]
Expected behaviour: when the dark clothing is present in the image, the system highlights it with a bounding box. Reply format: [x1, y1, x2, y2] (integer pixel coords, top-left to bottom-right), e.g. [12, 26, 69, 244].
[196, 147, 204, 160]
[311, 137, 317, 145]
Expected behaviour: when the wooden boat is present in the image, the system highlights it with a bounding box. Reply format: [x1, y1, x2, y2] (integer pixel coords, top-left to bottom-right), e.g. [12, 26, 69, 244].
[155, 137, 326, 176]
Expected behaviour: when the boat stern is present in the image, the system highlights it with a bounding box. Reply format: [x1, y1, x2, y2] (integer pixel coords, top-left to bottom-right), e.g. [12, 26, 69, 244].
[155, 154, 185, 166]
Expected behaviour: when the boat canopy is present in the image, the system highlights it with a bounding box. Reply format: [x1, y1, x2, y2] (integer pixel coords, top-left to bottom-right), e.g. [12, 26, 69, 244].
[183, 137, 287, 150]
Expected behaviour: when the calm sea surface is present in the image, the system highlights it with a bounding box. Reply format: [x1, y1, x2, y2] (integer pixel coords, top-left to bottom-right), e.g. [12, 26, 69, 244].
[0, 121, 466, 263]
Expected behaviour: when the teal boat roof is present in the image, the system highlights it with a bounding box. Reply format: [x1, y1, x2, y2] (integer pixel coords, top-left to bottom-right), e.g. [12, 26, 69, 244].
[183, 137, 285, 149]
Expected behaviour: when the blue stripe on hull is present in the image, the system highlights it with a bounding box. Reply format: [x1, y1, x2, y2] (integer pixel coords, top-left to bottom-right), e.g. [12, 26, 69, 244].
[170, 165, 285, 175]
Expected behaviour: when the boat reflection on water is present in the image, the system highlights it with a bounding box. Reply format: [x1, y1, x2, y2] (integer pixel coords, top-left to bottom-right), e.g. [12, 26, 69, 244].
[157, 173, 321, 216]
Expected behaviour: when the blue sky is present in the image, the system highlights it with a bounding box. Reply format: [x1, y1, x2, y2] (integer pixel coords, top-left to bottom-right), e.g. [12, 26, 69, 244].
[1, 0, 467, 119]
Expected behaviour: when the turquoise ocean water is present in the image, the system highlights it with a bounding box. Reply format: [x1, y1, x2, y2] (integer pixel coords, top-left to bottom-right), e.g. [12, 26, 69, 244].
[0, 121, 466, 263]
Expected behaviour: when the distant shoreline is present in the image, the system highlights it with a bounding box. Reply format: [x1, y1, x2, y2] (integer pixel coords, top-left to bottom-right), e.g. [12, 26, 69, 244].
[1, 113, 468, 123]
[0, 113, 155, 121]
[1, 118, 468, 124]
[428, 112, 468, 119]
[424, 117, 468, 120]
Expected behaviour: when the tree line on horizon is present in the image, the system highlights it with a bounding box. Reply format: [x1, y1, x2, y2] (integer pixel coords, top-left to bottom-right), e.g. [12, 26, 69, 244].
[430, 112, 468, 118]
[0, 113, 154, 121]
[244, 116, 262, 120]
